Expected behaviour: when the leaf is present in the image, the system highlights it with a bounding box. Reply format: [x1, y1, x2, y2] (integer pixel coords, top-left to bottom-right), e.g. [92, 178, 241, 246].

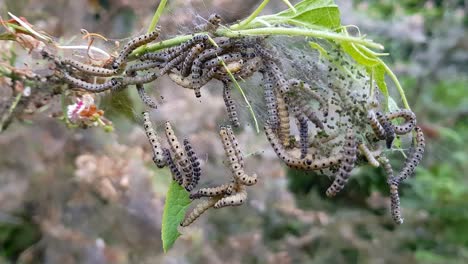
[373, 64, 389, 106]
[161, 181, 191, 252]
[341, 42, 379, 67]
[276, 0, 341, 29]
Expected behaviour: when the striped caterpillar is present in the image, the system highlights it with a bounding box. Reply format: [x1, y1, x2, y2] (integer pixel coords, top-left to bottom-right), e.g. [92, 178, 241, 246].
[142, 112, 165, 167]
[112, 29, 160, 70]
[395, 126, 425, 184]
[379, 156, 404, 224]
[326, 129, 357, 197]
[181, 197, 219, 227]
[214, 184, 247, 208]
[184, 138, 201, 191]
[222, 82, 240, 127]
[386, 109, 417, 135]
[219, 127, 257, 186]
[358, 143, 380, 167]
[165, 121, 193, 190]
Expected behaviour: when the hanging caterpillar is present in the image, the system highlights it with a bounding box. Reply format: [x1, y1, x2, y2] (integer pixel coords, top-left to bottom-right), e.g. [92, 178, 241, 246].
[386, 109, 417, 135]
[222, 82, 240, 127]
[326, 129, 357, 197]
[395, 126, 425, 184]
[142, 112, 165, 167]
[358, 143, 380, 167]
[295, 110, 309, 160]
[137, 84, 158, 109]
[164, 121, 193, 189]
[276, 91, 291, 147]
[112, 29, 160, 70]
[214, 184, 247, 208]
[379, 156, 404, 224]
[181, 197, 219, 227]
[263, 81, 279, 129]
[226, 126, 243, 168]
[184, 138, 201, 191]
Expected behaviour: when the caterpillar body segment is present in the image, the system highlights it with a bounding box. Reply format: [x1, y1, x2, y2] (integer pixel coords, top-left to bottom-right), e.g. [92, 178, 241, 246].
[163, 148, 183, 185]
[376, 111, 396, 149]
[181, 43, 205, 77]
[201, 13, 222, 32]
[181, 197, 219, 227]
[121, 72, 159, 85]
[62, 58, 119, 76]
[293, 97, 324, 130]
[263, 81, 279, 129]
[358, 143, 380, 167]
[368, 110, 386, 140]
[112, 29, 160, 70]
[203, 53, 243, 69]
[288, 79, 326, 108]
[378, 156, 404, 224]
[142, 112, 166, 167]
[276, 92, 291, 147]
[160, 50, 189, 75]
[223, 82, 240, 127]
[184, 138, 201, 191]
[164, 34, 209, 63]
[326, 129, 357, 197]
[295, 111, 309, 159]
[225, 126, 243, 167]
[395, 126, 425, 184]
[386, 109, 417, 135]
[126, 61, 163, 75]
[164, 121, 193, 189]
[189, 183, 233, 199]
[214, 185, 247, 208]
[137, 84, 158, 109]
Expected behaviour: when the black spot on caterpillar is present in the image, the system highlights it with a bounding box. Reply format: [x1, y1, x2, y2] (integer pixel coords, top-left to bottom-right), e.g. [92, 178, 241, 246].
[376, 111, 395, 149]
[203, 53, 243, 69]
[137, 84, 158, 109]
[112, 29, 160, 70]
[222, 82, 240, 127]
[225, 126, 243, 168]
[126, 61, 163, 75]
[379, 156, 404, 224]
[263, 80, 279, 129]
[139, 51, 168, 62]
[160, 50, 190, 75]
[184, 138, 201, 191]
[62, 58, 118, 76]
[367, 110, 385, 140]
[395, 126, 425, 184]
[165, 122, 193, 189]
[181, 43, 205, 77]
[190, 183, 233, 199]
[63, 72, 122, 92]
[386, 109, 417, 135]
[326, 129, 357, 197]
[164, 35, 209, 63]
[214, 184, 247, 208]
[276, 91, 291, 147]
[293, 108, 309, 160]
[142, 112, 165, 167]
[163, 148, 183, 185]
[181, 197, 218, 226]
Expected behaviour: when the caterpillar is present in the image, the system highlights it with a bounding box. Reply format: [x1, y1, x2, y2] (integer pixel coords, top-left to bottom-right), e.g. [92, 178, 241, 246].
[226, 126, 243, 168]
[137, 84, 158, 109]
[138, 50, 168, 62]
[201, 13, 222, 32]
[219, 127, 257, 186]
[222, 82, 240, 127]
[253, 43, 282, 65]
[288, 79, 326, 109]
[164, 34, 209, 63]
[294, 109, 309, 159]
[181, 197, 219, 226]
[160, 50, 190, 75]
[163, 148, 183, 185]
[184, 138, 201, 191]
[126, 61, 163, 75]
[235, 56, 263, 80]
[395, 126, 425, 184]
[276, 91, 291, 147]
[112, 29, 160, 70]
[386, 109, 417, 135]
[326, 129, 357, 197]
[367, 110, 386, 140]
[293, 97, 324, 130]
[378, 156, 404, 224]
[203, 53, 243, 69]
[264, 124, 306, 169]
[214, 184, 247, 208]
[164, 121, 193, 189]
[189, 183, 233, 199]
[181, 43, 205, 77]
[63, 72, 122, 92]
[263, 81, 279, 129]
[376, 111, 395, 149]
[62, 58, 118, 76]
[142, 112, 165, 167]
[358, 143, 380, 167]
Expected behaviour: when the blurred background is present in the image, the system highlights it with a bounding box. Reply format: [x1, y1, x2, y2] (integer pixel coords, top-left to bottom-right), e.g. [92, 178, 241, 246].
[0, 0, 467, 263]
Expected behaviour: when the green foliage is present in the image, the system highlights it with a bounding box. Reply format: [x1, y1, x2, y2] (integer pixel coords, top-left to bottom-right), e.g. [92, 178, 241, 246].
[161, 181, 191, 252]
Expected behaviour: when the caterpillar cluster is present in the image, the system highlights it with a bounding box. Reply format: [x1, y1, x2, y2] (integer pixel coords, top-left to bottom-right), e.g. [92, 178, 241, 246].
[47, 13, 426, 225]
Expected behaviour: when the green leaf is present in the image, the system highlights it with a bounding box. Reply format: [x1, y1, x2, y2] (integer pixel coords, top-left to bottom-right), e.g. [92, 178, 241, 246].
[275, 0, 341, 29]
[373, 64, 389, 106]
[341, 42, 379, 67]
[161, 181, 191, 252]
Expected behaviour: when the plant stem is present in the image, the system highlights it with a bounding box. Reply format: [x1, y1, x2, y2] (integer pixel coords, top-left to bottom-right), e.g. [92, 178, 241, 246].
[378, 58, 411, 110]
[231, 0, 271, 30]
[147, 0, 168, 33]
[0, 92, 22, 133]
